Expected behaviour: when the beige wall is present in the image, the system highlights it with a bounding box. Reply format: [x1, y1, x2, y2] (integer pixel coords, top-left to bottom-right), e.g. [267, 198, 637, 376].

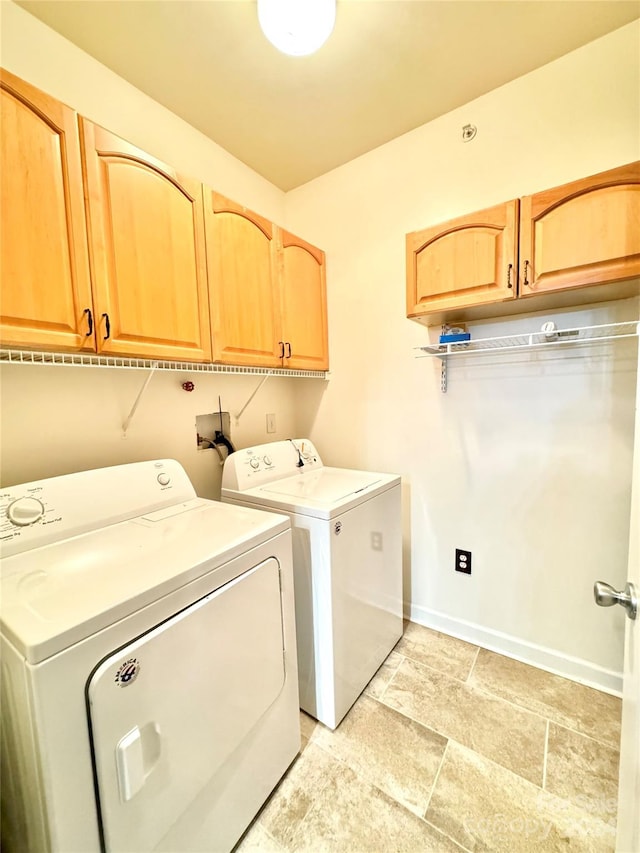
[285, 21, 640, 689]
[1, 2, 638, 689]
[0, 365, 304, 499]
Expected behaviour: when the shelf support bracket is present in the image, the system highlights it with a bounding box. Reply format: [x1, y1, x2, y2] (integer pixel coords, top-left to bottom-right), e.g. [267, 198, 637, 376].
[439, 323, 448, 392]
[122, 363, 159, 436]
[235, 370, 274, 424]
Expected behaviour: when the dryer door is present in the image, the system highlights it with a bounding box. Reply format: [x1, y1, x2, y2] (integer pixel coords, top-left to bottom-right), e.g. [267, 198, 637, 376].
[87, 558, 285, 852]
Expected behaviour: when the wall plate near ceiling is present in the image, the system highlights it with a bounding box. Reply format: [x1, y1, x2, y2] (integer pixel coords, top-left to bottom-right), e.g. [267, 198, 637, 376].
[462, 124, 477, 142]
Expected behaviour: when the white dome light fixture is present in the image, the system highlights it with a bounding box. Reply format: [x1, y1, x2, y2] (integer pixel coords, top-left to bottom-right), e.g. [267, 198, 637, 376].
[257, 0, 336, 57]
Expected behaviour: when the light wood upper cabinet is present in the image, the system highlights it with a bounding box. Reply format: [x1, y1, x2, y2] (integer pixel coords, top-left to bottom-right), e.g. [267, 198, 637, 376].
[0, 69, 94, 350]
[407, 162, 640, 325]
[203, 200, 329, 370]
[80, 119, 212, 361]
[1, 70, 327, 370]
[203, 191, 281, 367]
[519, 161, 640, 296]
[406, 200, 518, 318]
[279, 230, 328, 371]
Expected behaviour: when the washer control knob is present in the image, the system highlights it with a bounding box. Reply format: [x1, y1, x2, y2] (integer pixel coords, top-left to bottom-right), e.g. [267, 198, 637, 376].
[250, 458, 260, 470]
[7, 496, 45, 527]
[263, 455, 272, 466]
[157, 473, 171, 486]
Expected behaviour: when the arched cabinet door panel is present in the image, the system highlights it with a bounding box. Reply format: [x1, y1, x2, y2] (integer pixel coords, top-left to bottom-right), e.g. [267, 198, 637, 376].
[406, 200, 519, 317]
[203, 191, 281, 367]
[279, 230, 328, 371]
[519, 161, 640, 296]
[0, 69, 94, 350]
[80, 119, 211, 361]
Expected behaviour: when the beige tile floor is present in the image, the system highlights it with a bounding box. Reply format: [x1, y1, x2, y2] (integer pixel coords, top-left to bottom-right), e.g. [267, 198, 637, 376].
[236, 622, 622, 853]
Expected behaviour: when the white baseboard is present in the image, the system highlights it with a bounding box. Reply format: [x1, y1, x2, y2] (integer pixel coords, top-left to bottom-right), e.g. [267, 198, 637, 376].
[405, 602, 623, 697]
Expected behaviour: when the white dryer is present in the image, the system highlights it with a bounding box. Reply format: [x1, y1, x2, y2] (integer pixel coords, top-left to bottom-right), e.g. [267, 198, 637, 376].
[221, 439, 403, 729]
[0, 459, 300, 853]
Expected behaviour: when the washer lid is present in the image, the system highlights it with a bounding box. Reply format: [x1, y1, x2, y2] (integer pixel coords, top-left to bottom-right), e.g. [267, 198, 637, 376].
[260, 469, 381, 503]
[0, 499, 289, 664]
[227, 467, 400, 519]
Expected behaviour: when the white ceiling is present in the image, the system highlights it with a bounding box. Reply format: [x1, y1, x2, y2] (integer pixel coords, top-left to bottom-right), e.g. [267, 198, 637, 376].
[16, 0, 640, 190]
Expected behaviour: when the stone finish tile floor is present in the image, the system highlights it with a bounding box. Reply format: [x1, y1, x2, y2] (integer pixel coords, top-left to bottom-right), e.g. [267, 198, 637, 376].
[236, 622, 621, 853]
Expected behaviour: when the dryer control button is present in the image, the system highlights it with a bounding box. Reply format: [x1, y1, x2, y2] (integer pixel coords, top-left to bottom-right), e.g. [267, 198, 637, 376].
[157, 473, 171, 486]
[250, 458, 260, 470]
[7, 496, 45, 526]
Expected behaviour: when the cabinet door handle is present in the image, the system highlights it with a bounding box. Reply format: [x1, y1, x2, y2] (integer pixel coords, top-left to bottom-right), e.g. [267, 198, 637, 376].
[285, 342, 292, 358]
[523, 260, 530, 287]
[507, 264, 513, 289]
[102, 313, 111, 340]
[83, 308, 93, 336]
[278, 341, 285, 358]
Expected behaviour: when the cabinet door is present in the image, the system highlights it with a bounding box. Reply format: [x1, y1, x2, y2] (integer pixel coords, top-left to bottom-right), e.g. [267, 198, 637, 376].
[0, 70, 94, 350]
[279, 230, 329, 371]
[80, 119, 211, 361]
[203, 192, 281, 366]
[406, 200, 518, 316]
[519, 161, 640, 296]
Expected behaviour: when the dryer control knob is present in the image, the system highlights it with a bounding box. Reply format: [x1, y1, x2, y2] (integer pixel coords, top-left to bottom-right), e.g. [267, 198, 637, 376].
[157, 473, 171, 486]
[7, 496, 45, 527]
[263, 455, 272, 466]
[250, 458, 260, 470]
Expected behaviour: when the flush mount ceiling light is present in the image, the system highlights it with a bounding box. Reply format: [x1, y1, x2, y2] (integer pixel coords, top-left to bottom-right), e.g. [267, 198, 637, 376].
[257, 0, 336, 57]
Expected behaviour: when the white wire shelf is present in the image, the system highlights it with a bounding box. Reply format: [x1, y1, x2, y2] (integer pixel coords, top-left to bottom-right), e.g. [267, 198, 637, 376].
[415, 321, 639, 393]
[416, 321, 639, 359]
[0, 349, 329, 379]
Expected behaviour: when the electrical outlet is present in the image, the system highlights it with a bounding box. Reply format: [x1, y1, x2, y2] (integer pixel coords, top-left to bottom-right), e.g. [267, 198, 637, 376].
[371, 532, 383, 551]
[455, 548, 472, 574]
[266, 413, 276, 433]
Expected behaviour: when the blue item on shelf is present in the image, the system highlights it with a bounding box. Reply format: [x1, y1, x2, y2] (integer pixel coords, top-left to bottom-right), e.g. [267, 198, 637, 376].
[439, 332, 471, 344]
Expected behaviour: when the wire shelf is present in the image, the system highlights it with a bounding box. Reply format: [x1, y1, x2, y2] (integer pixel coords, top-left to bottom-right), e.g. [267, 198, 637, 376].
[415, 321, 639, 359]
[0, 349, 329, 379]
[415, 321, 638, 393]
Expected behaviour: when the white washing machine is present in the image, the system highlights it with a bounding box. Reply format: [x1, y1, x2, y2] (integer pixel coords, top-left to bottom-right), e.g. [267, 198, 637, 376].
[0, 459, 300, 853]
[221, 439, 403, 729]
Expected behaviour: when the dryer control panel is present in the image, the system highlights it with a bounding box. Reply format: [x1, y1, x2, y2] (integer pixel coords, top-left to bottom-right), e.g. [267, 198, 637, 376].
[222, 440, 323, 491]
[0, 460, 195, 559]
